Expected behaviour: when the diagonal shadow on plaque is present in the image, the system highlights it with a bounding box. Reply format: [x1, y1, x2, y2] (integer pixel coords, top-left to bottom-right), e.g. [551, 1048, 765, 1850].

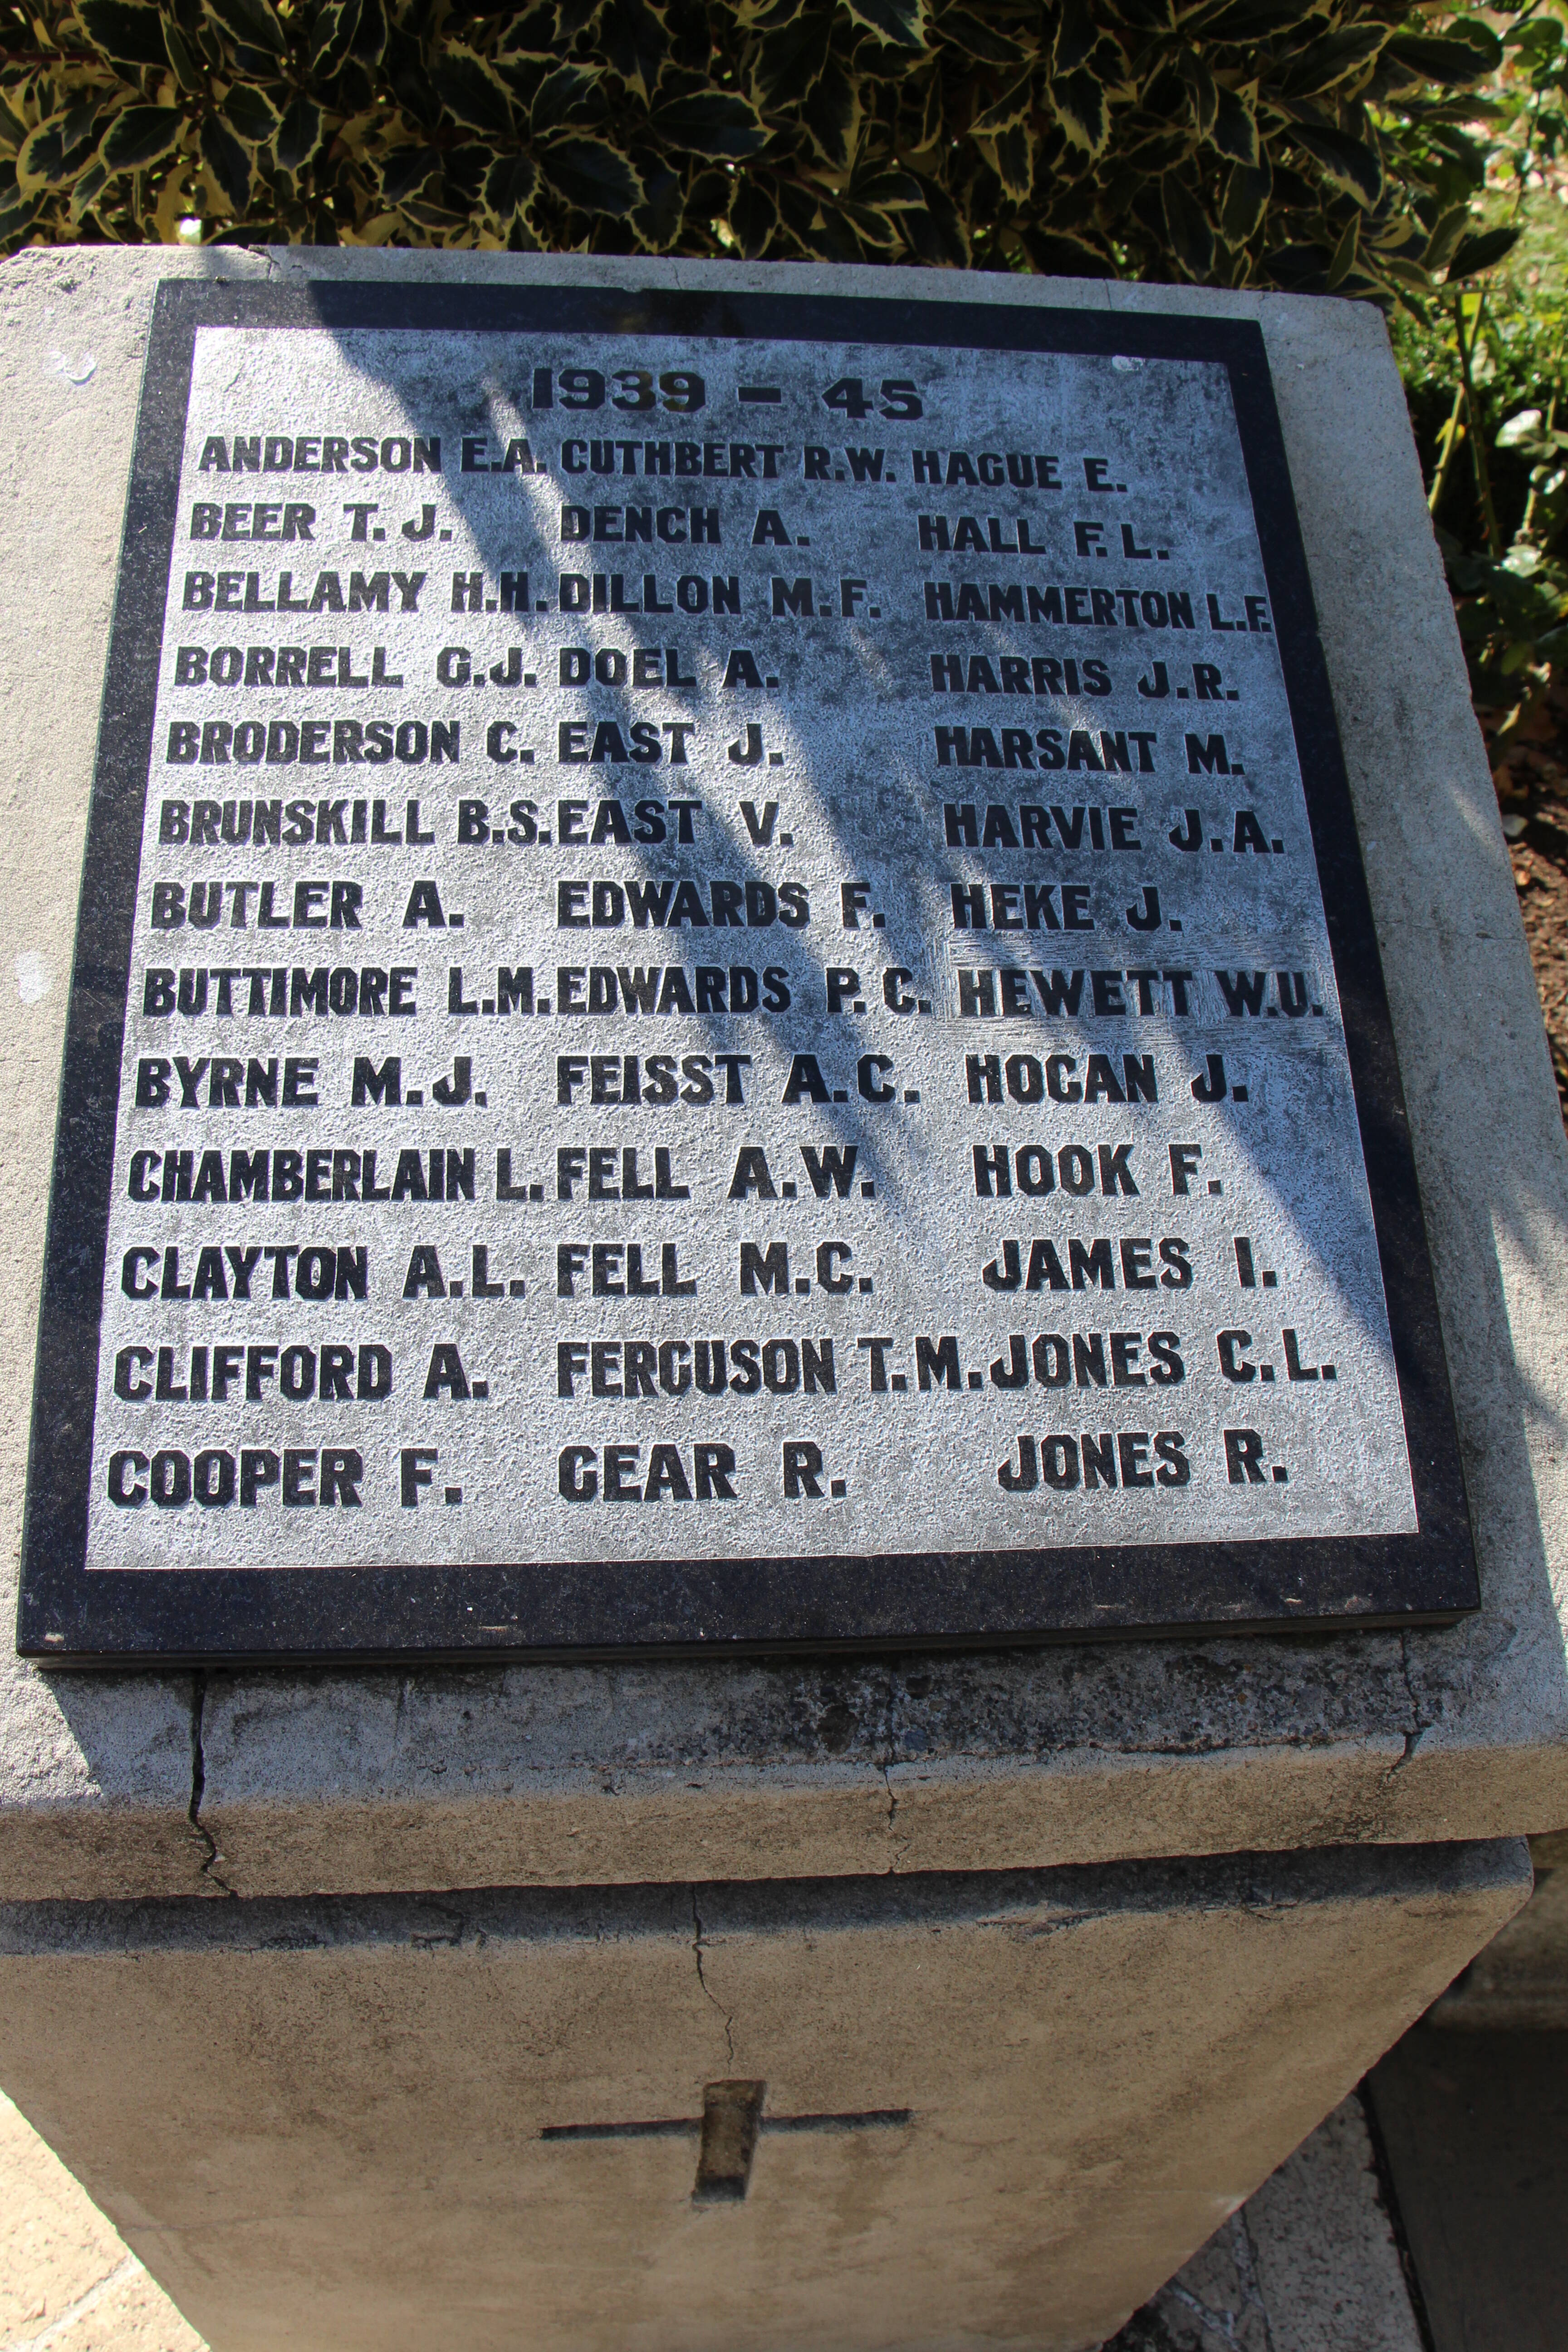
[12, 267, 1504, 1665]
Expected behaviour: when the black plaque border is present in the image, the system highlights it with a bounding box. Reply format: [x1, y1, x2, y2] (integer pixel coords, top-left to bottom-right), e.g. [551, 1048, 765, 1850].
[17, 277, 1480, 1664]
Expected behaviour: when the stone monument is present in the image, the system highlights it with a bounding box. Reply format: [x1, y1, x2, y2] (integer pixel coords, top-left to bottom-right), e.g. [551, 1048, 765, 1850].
[0, 246, 1563, 2351]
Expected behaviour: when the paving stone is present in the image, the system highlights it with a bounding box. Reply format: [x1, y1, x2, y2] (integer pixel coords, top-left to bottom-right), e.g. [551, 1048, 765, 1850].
[0, 2093, 202, 2352]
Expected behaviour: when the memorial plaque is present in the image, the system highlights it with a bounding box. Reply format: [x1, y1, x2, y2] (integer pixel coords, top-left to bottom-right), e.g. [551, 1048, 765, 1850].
[17, 279, 1479, 1661]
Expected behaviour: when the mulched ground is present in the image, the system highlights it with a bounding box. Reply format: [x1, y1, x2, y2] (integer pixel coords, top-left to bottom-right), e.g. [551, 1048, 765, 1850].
[1503, 798, 1568, 1116]
[1488, 679, 1568, 1121]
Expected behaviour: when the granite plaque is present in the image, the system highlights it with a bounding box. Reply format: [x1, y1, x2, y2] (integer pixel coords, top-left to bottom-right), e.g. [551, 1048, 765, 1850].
[17, 279, 1478, 1661]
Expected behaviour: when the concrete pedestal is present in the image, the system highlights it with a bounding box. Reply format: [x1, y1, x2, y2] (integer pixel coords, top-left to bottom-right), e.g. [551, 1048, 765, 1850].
[0, 1846, 1526, 2352]
[0, 250, 1566, 2347]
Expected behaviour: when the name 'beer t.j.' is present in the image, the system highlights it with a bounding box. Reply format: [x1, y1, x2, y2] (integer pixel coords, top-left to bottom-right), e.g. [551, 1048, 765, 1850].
[16, 280, 1478, 1662]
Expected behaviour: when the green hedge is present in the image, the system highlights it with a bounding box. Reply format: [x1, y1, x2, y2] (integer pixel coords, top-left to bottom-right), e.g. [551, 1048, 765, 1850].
[0, 0, 1512, 298]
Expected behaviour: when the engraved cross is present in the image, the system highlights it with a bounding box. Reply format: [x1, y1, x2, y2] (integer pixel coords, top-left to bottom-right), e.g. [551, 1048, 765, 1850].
[542, 2079, 912, 2202]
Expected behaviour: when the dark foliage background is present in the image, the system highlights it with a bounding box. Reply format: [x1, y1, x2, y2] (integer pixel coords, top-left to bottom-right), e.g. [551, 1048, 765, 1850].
[0, 0, 1516, 300]
[6, 0, 1568, 808]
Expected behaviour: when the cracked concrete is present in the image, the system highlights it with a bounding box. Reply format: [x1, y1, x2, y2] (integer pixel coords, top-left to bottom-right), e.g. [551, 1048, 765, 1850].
[0, 252, 1566, 1906]
[880, 1761, 902, 1855]
[184, 1681, 233, 1901]
[691, 1888, 736, 2067]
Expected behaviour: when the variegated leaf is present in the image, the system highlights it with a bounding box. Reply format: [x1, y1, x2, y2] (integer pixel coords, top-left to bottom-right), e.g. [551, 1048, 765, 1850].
[484, 152, 539, 219]
[434, 47, 517, 140]
[17, 113, 76, 192]
[95, 102, 184, 175]
[651, 86, 767, 156]
[1052, 68, 1108, 157]
[970, 67, 1034, 137]
[524, 63, 603, 134]
[937, 5, 1025, 65]
[74, 0, 170, 69]
[997, 122, 1034, 197]
[200, 110, 250, 207]
[1209, 83, 1258, 167]
[276, 95, 324, 174]
[804, 54, 863, 169]
[221, 83, 279, 145]
[538, 134, 643, 215]
[1290, 120, 1382, 207]
[840, 0, 926, 50]
[203, 0, 286, 57]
